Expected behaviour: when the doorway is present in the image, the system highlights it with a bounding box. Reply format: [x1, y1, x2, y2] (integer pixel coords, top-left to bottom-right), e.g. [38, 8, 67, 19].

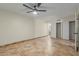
[48, 23, 51, 35]
[69, 21, 75, 42]
[56, 22, 61, 39]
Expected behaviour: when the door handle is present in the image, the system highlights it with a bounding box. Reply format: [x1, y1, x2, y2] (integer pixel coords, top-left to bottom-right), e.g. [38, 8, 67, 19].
[73, 33, 78, 34]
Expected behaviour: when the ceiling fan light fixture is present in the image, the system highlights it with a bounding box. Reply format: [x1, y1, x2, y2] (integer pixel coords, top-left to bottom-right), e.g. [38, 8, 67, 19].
[33, 11, 38, 15]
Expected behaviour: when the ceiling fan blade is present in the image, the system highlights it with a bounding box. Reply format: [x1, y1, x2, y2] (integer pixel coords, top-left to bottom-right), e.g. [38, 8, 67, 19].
[26, 11, 33, 13]
[37, 3, 41, 7]
[37, 10, 47, 12]
[23, 4, 34, 10]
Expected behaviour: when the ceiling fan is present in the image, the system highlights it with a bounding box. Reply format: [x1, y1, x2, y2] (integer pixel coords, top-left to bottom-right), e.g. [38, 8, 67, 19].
[23, 3, 47, 14]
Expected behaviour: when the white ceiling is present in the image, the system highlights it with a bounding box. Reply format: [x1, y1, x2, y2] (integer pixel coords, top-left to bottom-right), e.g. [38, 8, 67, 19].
[0, 3, 79, 18]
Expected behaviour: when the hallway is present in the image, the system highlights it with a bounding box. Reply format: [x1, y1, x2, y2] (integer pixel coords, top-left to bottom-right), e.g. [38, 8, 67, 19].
[0, 36, 76, 56]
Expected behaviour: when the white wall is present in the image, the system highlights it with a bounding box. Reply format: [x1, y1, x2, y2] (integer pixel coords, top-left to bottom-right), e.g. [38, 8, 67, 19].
[39, 16, 59, 38]
[62, 15, 75, 40]
[51, 15, 75, 40]
[51, 20, 56, 38]
[34, 19, 49, 38]
[38, 15, 75, 40]
[0, 9, 49, 46]
[0, 9, 35, 45]
[62, 20, 69, 40]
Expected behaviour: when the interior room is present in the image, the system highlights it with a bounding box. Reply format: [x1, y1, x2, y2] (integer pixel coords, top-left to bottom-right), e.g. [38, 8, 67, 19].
[0, 3, 79, 56]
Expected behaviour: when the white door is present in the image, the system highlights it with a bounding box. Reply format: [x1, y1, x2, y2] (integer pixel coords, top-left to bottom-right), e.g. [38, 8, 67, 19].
[76, 19, 79, 51]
